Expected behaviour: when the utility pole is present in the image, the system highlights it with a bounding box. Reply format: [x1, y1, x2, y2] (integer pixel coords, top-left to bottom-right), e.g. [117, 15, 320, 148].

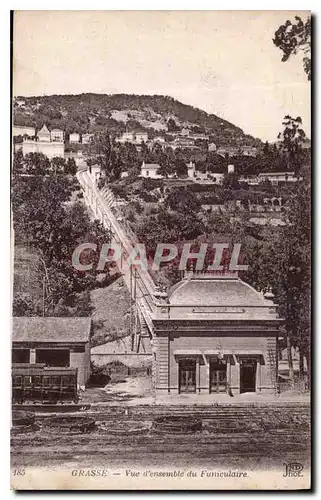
[130, 265, 134, 351]
[133, 268, 137, 352]
[42, 276, 45, 317]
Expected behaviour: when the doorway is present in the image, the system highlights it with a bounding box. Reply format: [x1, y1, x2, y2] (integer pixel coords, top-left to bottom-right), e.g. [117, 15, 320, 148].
[179, 359, 196, 393]
[209, 360, 227, 393]
[240, 359, 257, 393]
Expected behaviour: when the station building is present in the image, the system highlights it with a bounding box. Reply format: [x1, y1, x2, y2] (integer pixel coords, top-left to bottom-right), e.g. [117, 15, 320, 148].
[12, 317, 92, 388]
[150, 274, 283, 396]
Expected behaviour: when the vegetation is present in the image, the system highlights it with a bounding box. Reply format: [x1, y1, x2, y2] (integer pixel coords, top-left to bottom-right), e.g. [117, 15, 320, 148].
[13, 93, 261, 146]
[12, 151, 112, 317]
[273, 15, 311, 80]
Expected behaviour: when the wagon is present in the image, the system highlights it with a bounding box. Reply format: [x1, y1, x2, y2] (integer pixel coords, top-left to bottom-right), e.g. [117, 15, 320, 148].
[12, 363, 79, 404]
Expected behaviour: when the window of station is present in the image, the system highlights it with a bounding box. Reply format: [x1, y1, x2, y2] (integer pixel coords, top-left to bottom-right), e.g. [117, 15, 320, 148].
[179, 359, 196, 393]
[23, 376, 32, 387]
[209, 360, 227, 393]
[32, 376, 41, 386]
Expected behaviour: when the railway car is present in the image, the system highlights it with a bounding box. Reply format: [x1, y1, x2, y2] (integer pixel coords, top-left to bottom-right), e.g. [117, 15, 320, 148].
[12, 363, 79, 404]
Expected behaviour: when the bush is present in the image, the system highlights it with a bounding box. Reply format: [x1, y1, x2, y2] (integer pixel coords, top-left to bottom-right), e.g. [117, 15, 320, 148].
[87, 362, 111, 387]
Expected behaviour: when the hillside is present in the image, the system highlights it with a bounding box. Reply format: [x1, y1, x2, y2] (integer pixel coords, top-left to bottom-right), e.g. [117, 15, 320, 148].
[13, 93, 261, 147]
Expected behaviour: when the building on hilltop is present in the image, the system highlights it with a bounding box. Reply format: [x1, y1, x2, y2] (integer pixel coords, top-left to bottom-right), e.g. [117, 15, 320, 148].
[153, 136, 166, 143]
[217, 146, 239, 157]
[140, 161, 162, 179]
[258, 172, 302, 185]
[51, 128, 64, 142]
[20, 123, 65, 159]
[187, 161, 196, 178]
[69, 132, 81, 144]
[148, 274, 283, 396]
[171, 136, 196, 149]
[82, 133, 94, 144]
[120, 131, 135, 143]
[239, 174, 260, 185]
[135, 131, 149, 144]
[116, 130, 149, 144]
[88, 164, 102, 184]
[12, 317, 92, 388]
[190, 132, 209, 141]
[208, 142, 217, 152]
[13, 125, 35, 137]
[37, 124, 51, 142]
[241, 146, 258, 157]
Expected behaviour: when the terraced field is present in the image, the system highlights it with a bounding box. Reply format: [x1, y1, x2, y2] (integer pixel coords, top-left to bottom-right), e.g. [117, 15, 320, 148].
[11, 404, 310, 472]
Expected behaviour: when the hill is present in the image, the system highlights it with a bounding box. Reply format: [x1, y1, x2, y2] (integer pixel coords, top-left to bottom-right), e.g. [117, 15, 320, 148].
[13, 93, 262, 147]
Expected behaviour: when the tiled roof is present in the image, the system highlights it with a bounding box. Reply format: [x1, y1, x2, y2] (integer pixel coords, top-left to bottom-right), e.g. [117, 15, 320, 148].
[12, 317, 92, 343]
[39, 125, 50, 134]
[142, 164, 161, 169]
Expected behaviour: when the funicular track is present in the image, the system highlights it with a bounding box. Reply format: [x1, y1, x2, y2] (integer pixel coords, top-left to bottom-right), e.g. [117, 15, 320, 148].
[77, 167, 157, 348]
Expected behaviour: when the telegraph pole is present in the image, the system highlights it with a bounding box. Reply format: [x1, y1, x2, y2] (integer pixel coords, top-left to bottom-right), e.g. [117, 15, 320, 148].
[133, 268, 137, 352]
[42, 277, 45, 317]
[130, 265, 134, 351]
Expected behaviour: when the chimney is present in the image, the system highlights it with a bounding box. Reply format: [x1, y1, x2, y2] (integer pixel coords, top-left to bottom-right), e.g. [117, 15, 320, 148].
[228, 164, 235, 174]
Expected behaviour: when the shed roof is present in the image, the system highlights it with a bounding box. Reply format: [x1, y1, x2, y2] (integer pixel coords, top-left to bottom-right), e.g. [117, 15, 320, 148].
[12, 317, 92, 343]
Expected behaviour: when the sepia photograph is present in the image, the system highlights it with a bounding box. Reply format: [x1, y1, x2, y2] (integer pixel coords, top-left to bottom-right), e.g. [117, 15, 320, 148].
[10, 9, 311, 490]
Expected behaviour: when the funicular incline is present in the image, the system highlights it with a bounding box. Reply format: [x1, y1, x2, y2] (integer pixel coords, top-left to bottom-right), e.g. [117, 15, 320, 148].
[77, 167, 158, 351]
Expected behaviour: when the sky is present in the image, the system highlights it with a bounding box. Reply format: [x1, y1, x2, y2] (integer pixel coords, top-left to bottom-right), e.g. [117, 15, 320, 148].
[13, 10, 310, 142]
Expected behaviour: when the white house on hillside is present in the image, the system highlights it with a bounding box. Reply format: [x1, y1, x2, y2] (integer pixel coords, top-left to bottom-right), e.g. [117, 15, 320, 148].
[140, 161, 162, 179]
[51, 128, 64, 142]
[37, 124, 51, 142]
[21, 123, 64, 159]
[82, 133, 94, 144]
[187, 161, 196, 178]
[258, 172, 301, 185]
[135, 131, 148, 143]
[70, 132, 80, 143]
[13, 125, 35, 137]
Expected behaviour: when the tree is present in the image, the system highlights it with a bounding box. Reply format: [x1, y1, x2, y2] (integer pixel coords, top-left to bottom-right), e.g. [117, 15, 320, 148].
[273, 15, 311, 80]
[51, 156, 66, 175]
[65, 157, 77, 175]
[222, 172, 240, 190]
[277, 115, 307, 174]
[173, 159, 188, 178]
[165, 188, 201, 215]
[12, 172, 112, 317]
[167, 117, 180, 132]
[12, 292, 39, 316]
[239, 182, 311, 386]
[24, 152, 51, 176]
[88, 132, 119, 181]
[12, 149, 24, 175]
